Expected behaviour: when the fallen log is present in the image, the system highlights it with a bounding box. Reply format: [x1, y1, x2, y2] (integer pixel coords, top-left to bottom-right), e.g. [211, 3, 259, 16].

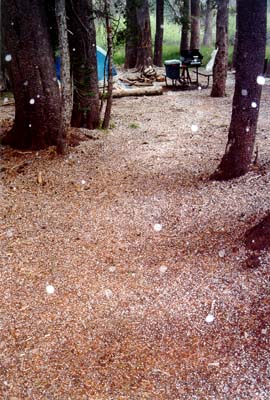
[113, 86, 163, 98]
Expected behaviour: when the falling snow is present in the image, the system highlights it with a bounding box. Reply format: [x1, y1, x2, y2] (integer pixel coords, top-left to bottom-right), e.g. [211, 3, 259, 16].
[46, 285, 55, 294]
[29, 98, 35, 104]
[1, 70, 270, 399]
[257, 75, 266, 85]
[153, 223, 162, 232]
[205, 314, 215, 323]
[5, 54, 12, 62]
[191, 124, 199, 132]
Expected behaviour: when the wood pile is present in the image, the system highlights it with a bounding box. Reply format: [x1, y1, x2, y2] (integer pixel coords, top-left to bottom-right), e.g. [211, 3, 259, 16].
[119, 66, 165, 87]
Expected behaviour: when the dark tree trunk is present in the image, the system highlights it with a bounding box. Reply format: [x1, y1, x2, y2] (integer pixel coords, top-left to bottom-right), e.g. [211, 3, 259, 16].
[153, 0, 164, 67]
[125, 0, 138, 69]
[56, 0, 71, 154]
[180, 0, 191, 52]
[102, 0, 113, 129]
[202, 0, 214, 47]
[190, 0, 200, 49]
[68, 0, 100, 129]
[135, 0, 153, 70]
[210, 0, 229, 97]
[211, 0, 267, 181]
[2, 0, 61, 150]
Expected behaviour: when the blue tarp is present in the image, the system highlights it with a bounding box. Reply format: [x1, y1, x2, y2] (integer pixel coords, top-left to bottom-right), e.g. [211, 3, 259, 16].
[55, 46, 117, 81]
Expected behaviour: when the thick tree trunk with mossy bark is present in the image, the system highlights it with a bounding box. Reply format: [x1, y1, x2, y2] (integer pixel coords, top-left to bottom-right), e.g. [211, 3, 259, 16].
[211, 0, 266, 181]
[190, 0, 200, 49]
[153, 0, 164, 67]
[211, 0, 229, 97]
[2, 0, 62, 150]
[180, 0, 191, 52]
[67, 0, 100, 129]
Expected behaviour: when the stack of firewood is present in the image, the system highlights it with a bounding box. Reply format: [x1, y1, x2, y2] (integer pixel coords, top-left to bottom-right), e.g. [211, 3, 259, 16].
[119, 66, 165, 87]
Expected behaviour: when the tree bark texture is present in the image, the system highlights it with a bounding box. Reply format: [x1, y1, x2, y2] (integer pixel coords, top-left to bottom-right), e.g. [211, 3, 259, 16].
[202, 0, 214, 47]
[125, 0, 138, 69]
[180, 0, 191, 52]
[135, 0, 153, 70]
[212, 0, 267, 180]
[2, 0, 61, 150]
[68, 0, 100, 129]
[210, 0, 229, 97]
[190, 0, 200, 49]
[153, 0, 164, 67]
[102, 0, 113, 129]
[56, 0, 72, 154]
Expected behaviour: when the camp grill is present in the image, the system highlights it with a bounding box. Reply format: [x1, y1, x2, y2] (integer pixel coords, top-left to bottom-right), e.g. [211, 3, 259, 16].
[180, 49, 203, 67]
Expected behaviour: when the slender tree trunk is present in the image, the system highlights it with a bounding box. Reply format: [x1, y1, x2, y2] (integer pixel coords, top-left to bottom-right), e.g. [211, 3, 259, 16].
[102, 0, 113, 129]
[68, 0, 100, 129]
[135, 0, 153, 70]
[210, 0, 229, 97]
[2, 0, 61, 150]
[125, 0, 138, 69]
[202, 0, 213, 47]
[211, 0, 267, 181]
[55, 0, 72, 154]
[153, 0, 164, 66]
[190, 0, 200, 49]
[180, 0, 191, 52]
[232, 15, 238, 69]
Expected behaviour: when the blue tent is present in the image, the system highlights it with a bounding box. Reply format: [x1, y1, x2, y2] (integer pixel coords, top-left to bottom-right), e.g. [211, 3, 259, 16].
[55, 46, 117, 82]
[96, 45, 117, 81]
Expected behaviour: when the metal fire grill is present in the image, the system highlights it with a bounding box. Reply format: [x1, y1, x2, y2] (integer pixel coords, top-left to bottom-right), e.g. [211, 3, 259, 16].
[180, 49, 203, 85]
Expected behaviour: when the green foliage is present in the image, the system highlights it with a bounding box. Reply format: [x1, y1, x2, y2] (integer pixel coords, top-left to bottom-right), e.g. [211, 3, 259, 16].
[129, 122, 139, 129]
[96, 10, 241, 67]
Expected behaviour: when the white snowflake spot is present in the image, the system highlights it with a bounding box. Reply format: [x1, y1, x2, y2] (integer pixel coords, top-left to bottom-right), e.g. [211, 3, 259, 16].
[5, 54, 12, 62]
[246, 127, 250, 133]
[191, 124, 199, 132]
[81, 179, 86, 185]
[6, 229, 14, 238]
[3, 97, 9, 104]
[72, 48, 76, 52]
[109, 266, 116, 272]
[104, 289, 113, 299]
[159, 265, 168, 273]
[154, 223, 162, 232]
[46, 285, 55, 294]
[251, 102, 257, 108]
[205, 314, 215, 323]
[23, 81, 29, 86]
[256, 75, 265, 85]
[11, 22, 14, 26]
[241, 89, 248, 96]
[218, 249, 225, 258]
[29, 124, 32, 128]
[29, 98, 35, 105]
[197, 86, 202, 91]
[160, 24, 164, 29]
[36, 94, 40, 98]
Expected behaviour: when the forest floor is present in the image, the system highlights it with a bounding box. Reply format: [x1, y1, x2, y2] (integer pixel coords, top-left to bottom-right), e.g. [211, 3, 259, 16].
[1, 72, 270, 399]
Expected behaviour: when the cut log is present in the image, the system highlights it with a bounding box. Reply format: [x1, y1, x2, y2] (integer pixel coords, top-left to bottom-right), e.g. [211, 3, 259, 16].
[113, 86, 163, 98]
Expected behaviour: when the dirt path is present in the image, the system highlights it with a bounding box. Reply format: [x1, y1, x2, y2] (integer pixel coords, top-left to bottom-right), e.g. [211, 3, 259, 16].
[1, 75, 270, 399]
